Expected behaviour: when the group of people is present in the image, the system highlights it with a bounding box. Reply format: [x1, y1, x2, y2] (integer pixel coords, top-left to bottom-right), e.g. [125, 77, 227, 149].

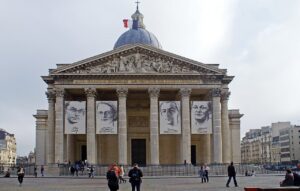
[33, 165, 44, 177]
[106, 163, 143, 191]
[198, 165, 210, 183]
[280, 168, 300, 187]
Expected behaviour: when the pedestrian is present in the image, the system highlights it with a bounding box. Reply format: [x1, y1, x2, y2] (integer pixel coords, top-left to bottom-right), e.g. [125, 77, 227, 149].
[226, 162, 238, 187]
[128, 163, 143, 191]
[204, 164, 209, 182]
[70, 165, 75, 176]
[34, 166, 37, 177]
[17, 165, 25, 186]
[4, 168, 10, 177]
[41, 165, 44, 177]
[106, 164, 119, 191]
[119, 165, 126, 183]
[75, 163, 79, 176]
[198, 166, 206, 183]
[89, 165, 94, 178]
[280, 169, 294, 187]
[113, 163, 121, 178]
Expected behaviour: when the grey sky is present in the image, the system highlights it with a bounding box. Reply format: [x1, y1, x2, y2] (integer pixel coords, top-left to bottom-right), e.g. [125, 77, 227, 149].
[0, 0, 299, 156]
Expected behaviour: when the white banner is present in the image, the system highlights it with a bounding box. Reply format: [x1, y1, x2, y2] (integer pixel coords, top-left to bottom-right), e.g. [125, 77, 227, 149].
[159, 101, 181, 134]
[191, 101, 212, 134]
[96, 101, 118, 134]
[64, 101, 86, 134]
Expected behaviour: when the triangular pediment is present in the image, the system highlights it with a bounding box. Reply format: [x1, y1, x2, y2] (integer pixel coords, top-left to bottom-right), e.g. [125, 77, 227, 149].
[51, 44, 225, 76]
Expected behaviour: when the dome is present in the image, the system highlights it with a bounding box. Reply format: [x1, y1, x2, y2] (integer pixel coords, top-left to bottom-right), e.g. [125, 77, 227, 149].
[114, 28, 162, 49]
[113, 8, 162, 49]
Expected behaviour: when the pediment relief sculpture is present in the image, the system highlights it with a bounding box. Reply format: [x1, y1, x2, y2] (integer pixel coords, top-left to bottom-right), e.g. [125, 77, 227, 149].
[63, 53, 217, 75]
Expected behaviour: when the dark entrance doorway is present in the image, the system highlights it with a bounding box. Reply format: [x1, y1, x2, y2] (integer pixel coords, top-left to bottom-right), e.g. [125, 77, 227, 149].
[81, 145, 87, 161]
[131, 139, 146, 166]
[191, 145, 196, 165]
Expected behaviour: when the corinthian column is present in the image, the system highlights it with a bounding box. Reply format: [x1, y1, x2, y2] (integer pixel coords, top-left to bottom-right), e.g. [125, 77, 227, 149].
[221, 90, 231, 163]
[148, 88, 160, 165]
[117, 88, 128, 165]
[211, 88, 222, 163]
[180, 88, 192, 164]
[46, 89, 55, 164]
[54, 88, 64, 164]
[85, 88, 97, 164]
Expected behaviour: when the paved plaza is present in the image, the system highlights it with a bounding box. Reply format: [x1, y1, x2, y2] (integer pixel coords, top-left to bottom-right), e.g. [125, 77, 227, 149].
[0, 175, 289, 191]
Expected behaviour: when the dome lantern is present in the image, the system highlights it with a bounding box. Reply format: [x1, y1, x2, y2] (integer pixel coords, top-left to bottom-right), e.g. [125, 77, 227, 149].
[113, 3, 162, 49]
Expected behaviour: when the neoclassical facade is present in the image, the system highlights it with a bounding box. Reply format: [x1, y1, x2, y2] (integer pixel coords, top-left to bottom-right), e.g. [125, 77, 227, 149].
[34, 8, 242, 166]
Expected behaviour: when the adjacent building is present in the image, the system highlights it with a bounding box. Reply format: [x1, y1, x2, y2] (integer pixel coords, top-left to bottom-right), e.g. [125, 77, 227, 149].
[241, 122, 300, 164]
[34, 7, 243, 167]
[0, 129, 16, 164]
[279, 125, 300, 162]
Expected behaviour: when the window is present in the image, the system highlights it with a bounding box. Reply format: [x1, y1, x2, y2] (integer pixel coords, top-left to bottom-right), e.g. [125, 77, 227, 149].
[281, 142, 290, 146]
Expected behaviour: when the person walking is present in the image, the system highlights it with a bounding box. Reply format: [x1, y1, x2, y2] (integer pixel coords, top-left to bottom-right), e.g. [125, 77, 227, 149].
[88, 165, 94, 178]
[128, 163, 143, 191]
[226, 162, 238, 187]
[119, 165, 126, 183]
[106, 164, 119, 191]
[17, 166, 25, 186]
[198, 166, 206, 183]
[204, 164, 210, 182]
[41, 165, 44, 177]
[34, 166, 37, 177]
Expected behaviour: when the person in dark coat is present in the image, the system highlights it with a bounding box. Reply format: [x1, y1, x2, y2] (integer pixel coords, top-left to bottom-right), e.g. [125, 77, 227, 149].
[106, 164, 119, 191]
[293, 172, 300, 186]
[226, 162, 238, 187]
[34, 166, 37, 177]
[280, 169, 294, 187]
[17, 166, 25, 186]
[128, 163, 143, 191]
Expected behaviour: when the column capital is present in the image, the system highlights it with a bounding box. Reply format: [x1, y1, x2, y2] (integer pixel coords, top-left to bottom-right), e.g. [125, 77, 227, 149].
[46, 89, 56, 101]
[221, 91, 231, 101]
[148, 88, 160, 98]
[211, 88, 221, 97]
[116, 88, 128, 98]
[85, 88, 97, 98]
[55, 88, 65, 98]
[179, 88, 192, 97]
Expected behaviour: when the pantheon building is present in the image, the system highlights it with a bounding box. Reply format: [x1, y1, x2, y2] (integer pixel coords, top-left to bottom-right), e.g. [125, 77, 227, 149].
[34, 8, 242, 167]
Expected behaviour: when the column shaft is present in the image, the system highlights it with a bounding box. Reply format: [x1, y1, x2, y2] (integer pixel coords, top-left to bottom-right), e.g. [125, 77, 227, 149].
[149, 88, 160, 165]
[54, 89, 64, 164]
[180, 88, 192, 164]
[46, 90, 55, 164]
[117, 88, 128, 165]
[203, 134, 211, 164]
[221, 91, 231, 163]
[86, 88, 97, 164]
[67, 135, 74, 162]
[212, 88, 222, 163]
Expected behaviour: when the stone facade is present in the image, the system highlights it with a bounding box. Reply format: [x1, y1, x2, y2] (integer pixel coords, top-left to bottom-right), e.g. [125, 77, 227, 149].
[34, 44, 242, 166]
[0, 129, 16, 164]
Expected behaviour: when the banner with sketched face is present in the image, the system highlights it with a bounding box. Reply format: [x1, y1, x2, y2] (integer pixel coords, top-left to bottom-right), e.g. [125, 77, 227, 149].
[96, 101, 118, 134]
[64, 101, 86, 134]
[159, 101, 181, 134]
[191, 101, 212, 134]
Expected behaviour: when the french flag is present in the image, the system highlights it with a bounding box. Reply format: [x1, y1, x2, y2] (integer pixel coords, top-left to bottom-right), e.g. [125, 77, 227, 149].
[123, 19, 138, 30]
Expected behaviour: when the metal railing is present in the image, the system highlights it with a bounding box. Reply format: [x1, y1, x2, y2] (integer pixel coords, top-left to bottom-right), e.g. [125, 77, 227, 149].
[58, 163, 286, 176]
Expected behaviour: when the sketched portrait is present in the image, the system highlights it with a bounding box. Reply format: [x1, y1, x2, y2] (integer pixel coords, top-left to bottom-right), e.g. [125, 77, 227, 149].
[96, 101, 118, 134]
[159, 101, 181, 134]
[191, 101, 212, 134]
[64, 101, 86, 134]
